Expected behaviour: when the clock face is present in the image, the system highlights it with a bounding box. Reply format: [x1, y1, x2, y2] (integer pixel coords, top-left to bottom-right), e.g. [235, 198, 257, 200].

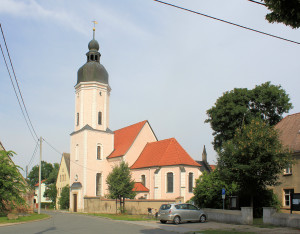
[75, 174, 78, 181]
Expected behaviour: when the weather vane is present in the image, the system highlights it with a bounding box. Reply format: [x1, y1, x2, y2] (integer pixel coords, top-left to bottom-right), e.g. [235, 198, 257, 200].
[92, 20, 98, 39]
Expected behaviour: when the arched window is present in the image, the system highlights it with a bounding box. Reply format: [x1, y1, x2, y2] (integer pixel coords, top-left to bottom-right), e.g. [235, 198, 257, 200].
[98, 112, 102, 125]
[96, 173, 102, 196]
[188, 172, 193, 193]
[141, 175, 146, 186]
[75, 144, 79, 161]
[95, 55, 98, 61]
[91, 54, 94, 61]
[167, 172, 173, 193]
[76, 113, 79, 126]
[97, 145, 102, 160]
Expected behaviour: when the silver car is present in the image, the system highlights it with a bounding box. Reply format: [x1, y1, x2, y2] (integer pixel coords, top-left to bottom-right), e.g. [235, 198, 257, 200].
[158, 203, 207, 224]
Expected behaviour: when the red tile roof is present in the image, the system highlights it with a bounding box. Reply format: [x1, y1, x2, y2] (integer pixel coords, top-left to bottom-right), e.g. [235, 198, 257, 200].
[108, 120, 148, 159]
[132, 182, 149, 192]
[275, 113, 300, 152]
[34, 179, 46, 187]
[131, 138, 201, 169]
[210, 165, 216, 171]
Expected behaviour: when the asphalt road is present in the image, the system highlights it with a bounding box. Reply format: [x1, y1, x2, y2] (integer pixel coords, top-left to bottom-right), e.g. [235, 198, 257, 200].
[0, 211, 177, 234]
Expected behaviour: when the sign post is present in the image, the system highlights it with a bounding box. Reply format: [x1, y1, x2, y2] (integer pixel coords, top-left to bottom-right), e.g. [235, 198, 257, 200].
[222, 188, 226, 210]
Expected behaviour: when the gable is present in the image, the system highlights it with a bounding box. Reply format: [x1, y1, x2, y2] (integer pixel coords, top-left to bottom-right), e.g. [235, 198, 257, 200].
[108, 120, 151, 159]
[131, 138, 200, 169]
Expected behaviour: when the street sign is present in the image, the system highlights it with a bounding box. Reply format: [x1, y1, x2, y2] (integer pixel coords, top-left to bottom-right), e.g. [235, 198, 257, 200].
[222, 194, 225, 199]
[222, 188, 225, 195]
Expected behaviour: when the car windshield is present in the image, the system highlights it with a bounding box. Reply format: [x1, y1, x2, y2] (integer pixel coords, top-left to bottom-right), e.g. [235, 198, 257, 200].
[160, 204, 171, 210]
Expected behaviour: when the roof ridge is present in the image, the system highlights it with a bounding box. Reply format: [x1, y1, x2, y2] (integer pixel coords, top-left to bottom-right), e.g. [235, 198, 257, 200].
[114, 120, 147, 132]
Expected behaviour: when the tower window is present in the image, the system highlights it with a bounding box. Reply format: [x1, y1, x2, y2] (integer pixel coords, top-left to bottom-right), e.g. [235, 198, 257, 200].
[98, 112, 102, 125]
[97, 145, 102, 160]
[96, 173, 102, 196]
[167, 172, 173, 193]
[76, 113, 79, 126]
[95, 55, 98, 61]
[91, 55, 94, 61]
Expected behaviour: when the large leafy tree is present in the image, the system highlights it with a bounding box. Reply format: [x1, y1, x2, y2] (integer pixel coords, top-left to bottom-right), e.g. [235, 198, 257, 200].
[263, 0, 300, 29]
[193, 170, 239, 209]
[206, 82, 292, 150]
[217, 119, 292, 207]
[106, 161, 136, 213]
[58, 185, 69, 210]
[0, 150, 26, 212]
[27, 161, 54, 187]
[44, 163, 59, 206]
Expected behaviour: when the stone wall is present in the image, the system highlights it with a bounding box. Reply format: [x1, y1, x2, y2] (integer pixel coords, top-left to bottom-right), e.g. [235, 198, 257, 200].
[84, 197, 175, 214]
[203, 207, 253, 225]
[263, 207, 300, 228]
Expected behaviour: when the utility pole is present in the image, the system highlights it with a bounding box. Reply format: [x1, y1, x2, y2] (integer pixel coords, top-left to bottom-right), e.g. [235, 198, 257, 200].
[38, 137, 42, 214]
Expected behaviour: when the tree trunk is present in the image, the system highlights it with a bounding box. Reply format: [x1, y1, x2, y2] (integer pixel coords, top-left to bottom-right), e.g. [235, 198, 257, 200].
[119, 196, 122, 213]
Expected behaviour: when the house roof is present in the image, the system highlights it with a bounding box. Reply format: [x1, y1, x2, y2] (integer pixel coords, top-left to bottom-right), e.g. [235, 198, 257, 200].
[63, 153, 70, 175]
[107, 120, 148, 159]
[275, 113, 300, 152]
[131, 138, 201, 169]
[210, 165, 216, 171]
[34, 179, 46, 187]
[132, 182, 149, 192]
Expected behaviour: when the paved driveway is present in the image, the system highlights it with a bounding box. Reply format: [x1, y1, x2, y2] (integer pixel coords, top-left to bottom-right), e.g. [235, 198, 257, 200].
[1, 211, 300, 233]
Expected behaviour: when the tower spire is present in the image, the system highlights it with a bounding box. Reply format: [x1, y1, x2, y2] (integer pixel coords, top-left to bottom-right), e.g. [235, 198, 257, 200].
[92, 20, 98, 39]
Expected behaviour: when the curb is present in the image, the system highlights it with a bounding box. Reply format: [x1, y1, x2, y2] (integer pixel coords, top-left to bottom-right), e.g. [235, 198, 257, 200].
[0, 215, 51, 227]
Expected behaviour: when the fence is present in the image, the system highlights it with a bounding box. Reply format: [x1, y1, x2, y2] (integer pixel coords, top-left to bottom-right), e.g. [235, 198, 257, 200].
[263, 207, 300, 228]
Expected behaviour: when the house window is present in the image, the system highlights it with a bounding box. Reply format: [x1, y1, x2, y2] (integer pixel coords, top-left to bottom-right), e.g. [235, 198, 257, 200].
[141, 175, 146, 186]
[284, 165, 292, 175]
[76, 113, 79, 126]
[188, 172, 193, 193]
[97, 145, 102, 160]
[98, 112, 102, 125]
[167, 172, 173, 193]
[284, 189, 294, 207]
[75, 144, 79, 161]
[96, 173, 102, 196]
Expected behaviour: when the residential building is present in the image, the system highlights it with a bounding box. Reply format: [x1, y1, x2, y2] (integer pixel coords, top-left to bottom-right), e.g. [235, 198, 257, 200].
[69, 28, 202, 212]
[34, 179, 52, 208]
[56, 153, 70, 209]
[273, 113, 300, 210]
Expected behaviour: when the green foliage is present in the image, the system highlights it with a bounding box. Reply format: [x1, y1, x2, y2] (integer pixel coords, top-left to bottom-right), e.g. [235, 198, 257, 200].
[0, 150, 26, 212]
[45, 163, 59, 185]
[193, 170, 239, 209]
[206, 82, 292, 150]
[58, 185, 69, 210]
[43, 183, 57, 205]
[263, 0, 300, 29]
[27, 161, 54, 187]
[106, 161, 136, 213]
[218, 119, 292, 206]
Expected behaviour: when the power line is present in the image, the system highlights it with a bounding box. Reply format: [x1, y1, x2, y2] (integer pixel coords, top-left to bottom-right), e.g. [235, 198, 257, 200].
[0, 24, 39, 141]
[153, 0, 300, 45]
[248, 0, 266, 6]
[0, 43, 38, 142]
[28, 139, 40, 168]
[43, 138, 62, 155]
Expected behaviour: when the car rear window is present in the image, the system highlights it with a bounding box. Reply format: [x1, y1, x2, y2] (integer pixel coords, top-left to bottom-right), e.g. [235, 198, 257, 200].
[160, 204, 171, 210]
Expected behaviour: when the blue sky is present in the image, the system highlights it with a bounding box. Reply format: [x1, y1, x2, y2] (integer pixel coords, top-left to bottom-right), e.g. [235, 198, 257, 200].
[0, 0, 299, 176]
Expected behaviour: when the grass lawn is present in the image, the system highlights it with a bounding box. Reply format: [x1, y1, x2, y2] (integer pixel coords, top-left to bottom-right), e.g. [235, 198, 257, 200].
[0, 213, 49, 224]
[85, 213, 157, 221]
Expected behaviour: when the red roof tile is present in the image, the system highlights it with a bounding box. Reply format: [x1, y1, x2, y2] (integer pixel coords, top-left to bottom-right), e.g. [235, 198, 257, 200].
[132, 182, 149, 192]
[131, 138, 201, 169]
[210, 165, 216, 171]
[108, 120, 148, 159]
[34, 179, 46, 187]
[275, 113, 300, 152]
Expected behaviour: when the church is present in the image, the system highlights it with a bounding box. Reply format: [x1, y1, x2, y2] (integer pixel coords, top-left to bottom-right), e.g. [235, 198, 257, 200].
[69, 28, 202, 212]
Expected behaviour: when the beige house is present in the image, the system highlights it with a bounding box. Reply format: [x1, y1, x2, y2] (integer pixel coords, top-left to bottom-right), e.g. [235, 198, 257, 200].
[273, 113, 300, 210]
[56, 153, 70, 209]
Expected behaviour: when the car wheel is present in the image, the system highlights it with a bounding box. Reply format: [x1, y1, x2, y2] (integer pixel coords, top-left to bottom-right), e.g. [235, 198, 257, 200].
[160, 220, 167, 224]
[173, 216, 181, 225]
[199, 215, 206, 223]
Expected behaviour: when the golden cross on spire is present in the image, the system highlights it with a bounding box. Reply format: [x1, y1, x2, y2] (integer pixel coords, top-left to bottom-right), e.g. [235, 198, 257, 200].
[92, 21, 98, 39]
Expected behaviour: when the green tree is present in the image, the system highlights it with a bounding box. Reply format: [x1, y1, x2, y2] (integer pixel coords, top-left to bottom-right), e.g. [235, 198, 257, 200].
[217, 119, 292, 207]
[193, 170, 239, 209]
[106, 161, 136, 213]
[263, 0, 300, 29]
[43, 163, 59, 206]
[0, 150, 26, 212]
[206, 82, 292, 150]
[58, 185, 69, 210]
[27, 161, 54, 187]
